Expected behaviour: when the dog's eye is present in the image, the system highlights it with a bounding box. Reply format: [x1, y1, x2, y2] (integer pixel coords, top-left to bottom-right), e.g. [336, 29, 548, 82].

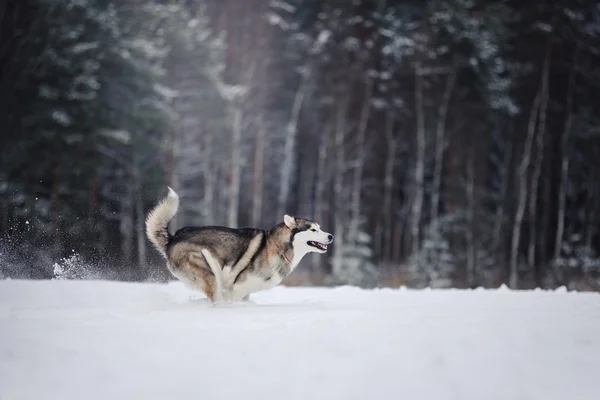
[310, 228, 316, 232]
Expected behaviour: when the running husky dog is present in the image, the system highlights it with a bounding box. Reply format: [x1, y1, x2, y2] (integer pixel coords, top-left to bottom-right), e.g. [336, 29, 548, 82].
[145, 187, 333, 303]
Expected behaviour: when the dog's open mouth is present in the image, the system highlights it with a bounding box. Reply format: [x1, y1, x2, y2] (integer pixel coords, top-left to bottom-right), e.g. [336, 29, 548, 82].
[308, 241, 328, 251]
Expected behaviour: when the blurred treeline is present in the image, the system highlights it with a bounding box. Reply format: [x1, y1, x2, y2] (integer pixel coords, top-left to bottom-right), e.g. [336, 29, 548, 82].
[1, 0, 599, 291]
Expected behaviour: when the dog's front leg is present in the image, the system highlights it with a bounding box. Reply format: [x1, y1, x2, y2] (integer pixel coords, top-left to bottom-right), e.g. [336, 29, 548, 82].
[212, 263, 254, 303]
[220, 265, 235, 302]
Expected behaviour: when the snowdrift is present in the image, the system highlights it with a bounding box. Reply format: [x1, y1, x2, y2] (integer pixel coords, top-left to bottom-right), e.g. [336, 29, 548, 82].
[1, 279, 599, 400]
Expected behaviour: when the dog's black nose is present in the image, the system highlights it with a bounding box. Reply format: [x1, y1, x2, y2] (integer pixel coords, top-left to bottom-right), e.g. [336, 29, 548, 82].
[328, 234, 333, 241]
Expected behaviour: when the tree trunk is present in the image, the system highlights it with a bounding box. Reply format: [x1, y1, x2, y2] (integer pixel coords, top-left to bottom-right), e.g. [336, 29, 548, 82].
[0, 189, 6, 233]
[312, 122, 331, 274]
[278, 74, 310, 218]
[412, 64, 426, 257]
[135, 189, 146, 271]
[465, 146, 476, 287]
[52, 164, 61, 255]
[215, 165, 225, 224]
[331, 96, 349, 278]
[167, 129, 179, 231]
[493, 123, 514, 269]
[314, 123, 331, 225]
[132, 148, 146, 272]
[203, 132, 215, 225]
[392, 218, 403, 263]
[348, 76, 373, 242]
[554, 46, 579, 261]
[252, 116, 266, 226]
[297, 148, 317, 219]
[120, 187, 134, 268]
[374, 222, 382, 263]
[431, 69, 456, 224]
[447, 131, 456, 213]
[382, 109, 396, 261]
[529, 41, 552, 285]
[540, 168, 551, 283]
[228, 105, 243, 228]
[585, 149, 598, 250]
[509, 90, 541, 289]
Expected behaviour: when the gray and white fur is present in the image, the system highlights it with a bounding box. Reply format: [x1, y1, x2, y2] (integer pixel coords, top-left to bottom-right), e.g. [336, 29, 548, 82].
[146, 187, 333, 302]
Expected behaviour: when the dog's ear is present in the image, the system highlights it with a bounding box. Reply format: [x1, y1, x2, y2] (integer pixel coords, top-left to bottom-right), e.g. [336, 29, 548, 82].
[283, 214, 295, 229]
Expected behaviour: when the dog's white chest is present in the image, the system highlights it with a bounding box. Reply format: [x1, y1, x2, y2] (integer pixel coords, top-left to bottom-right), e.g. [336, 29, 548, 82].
[230, 272, 283, 300]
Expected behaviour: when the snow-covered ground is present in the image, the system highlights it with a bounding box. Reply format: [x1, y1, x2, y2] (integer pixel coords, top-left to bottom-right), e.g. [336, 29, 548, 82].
[1, 279, 599, 400]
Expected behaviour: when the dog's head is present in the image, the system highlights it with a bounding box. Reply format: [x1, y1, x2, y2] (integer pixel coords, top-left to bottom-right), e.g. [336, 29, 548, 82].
[284, 214, 333, 254]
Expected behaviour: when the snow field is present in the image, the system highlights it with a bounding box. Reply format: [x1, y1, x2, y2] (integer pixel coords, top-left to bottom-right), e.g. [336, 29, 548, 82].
[0, 279, 599, 400]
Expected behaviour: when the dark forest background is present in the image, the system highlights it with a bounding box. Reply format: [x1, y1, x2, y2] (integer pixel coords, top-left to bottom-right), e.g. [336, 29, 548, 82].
[1, 0, 599, 291]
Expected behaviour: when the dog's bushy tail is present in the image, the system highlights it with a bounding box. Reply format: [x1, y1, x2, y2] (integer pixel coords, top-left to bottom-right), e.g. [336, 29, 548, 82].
[146, 187, 179, 259]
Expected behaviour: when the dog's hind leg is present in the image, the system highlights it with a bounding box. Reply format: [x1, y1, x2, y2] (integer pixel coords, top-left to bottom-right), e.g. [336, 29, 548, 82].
[185, 251, 221, 303]
[198, 249, 225, 303]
